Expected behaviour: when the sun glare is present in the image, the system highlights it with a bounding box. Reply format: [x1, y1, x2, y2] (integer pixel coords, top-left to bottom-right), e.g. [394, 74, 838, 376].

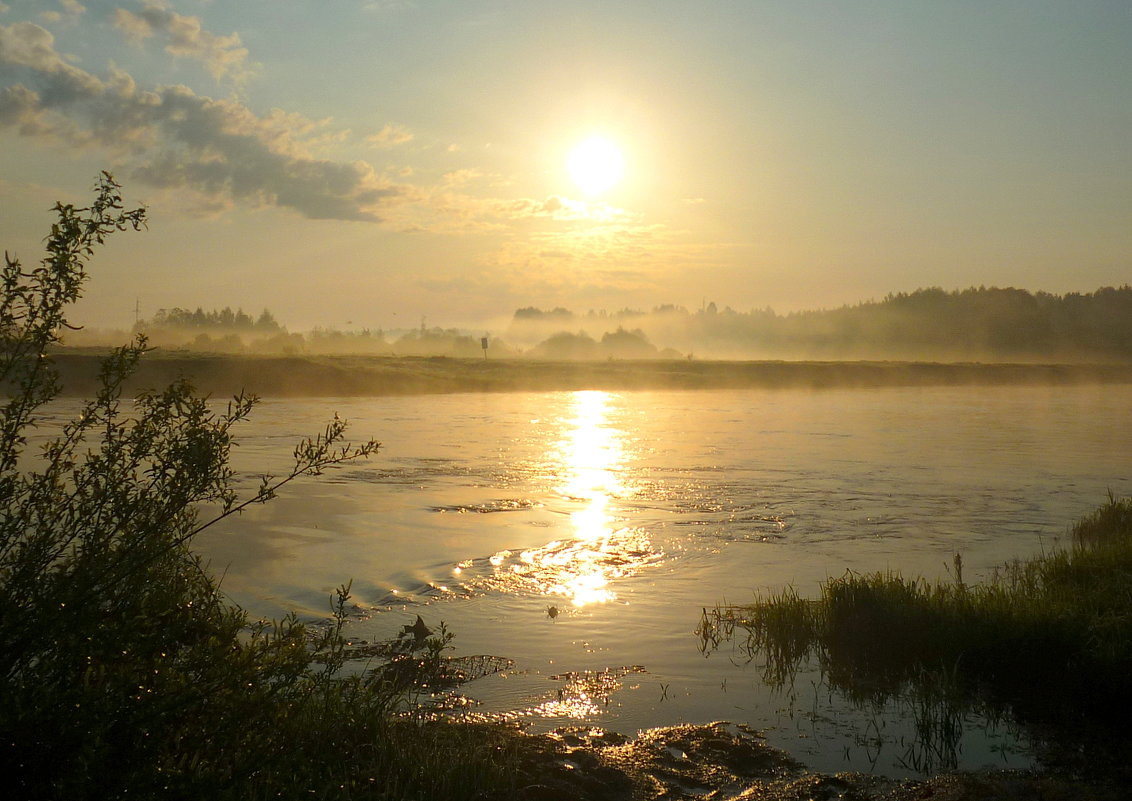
[567, 136, 625, 196]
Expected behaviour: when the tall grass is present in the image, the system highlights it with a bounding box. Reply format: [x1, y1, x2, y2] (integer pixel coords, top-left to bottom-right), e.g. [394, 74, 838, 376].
[700, 494, 1132, 773]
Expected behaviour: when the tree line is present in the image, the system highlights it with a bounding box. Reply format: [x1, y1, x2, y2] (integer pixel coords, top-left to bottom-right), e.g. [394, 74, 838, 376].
[143, 306, 283, 332]
[510, 285, 1132, 360]
[107, 284, 1132, 360]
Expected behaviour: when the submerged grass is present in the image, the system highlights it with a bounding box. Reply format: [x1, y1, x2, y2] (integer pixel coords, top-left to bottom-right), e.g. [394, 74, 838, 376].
[700, 494, 1132, 775]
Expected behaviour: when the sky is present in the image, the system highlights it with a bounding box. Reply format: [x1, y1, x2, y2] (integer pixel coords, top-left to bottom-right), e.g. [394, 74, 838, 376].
[1, 0, 1130, 334]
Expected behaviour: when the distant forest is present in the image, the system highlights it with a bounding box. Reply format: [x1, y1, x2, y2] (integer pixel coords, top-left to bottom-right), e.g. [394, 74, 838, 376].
[64, 285, 1132, 361]
[125, 306, 502, 358]
[510, 285, 1132, 361]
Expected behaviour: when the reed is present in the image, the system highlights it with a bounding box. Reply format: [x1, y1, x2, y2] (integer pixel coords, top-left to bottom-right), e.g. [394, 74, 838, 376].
[699, 493, 1132, 773]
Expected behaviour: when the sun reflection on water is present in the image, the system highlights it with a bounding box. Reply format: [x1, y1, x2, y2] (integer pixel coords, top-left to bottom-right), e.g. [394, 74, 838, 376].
[481, 391, 662, 608]
[556, 390, 626, 606]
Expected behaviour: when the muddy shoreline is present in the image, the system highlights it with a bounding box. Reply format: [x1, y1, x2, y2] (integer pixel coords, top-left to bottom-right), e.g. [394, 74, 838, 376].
[42, 350, 1132, 398]
[503, 721, 1124, 801]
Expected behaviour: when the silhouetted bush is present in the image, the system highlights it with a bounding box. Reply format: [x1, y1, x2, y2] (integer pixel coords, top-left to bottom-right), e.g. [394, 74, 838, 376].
[0, 175, 520, 800]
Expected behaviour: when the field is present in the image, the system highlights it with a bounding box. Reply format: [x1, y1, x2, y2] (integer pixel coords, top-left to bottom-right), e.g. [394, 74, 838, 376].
[46, 350, 1132, 397]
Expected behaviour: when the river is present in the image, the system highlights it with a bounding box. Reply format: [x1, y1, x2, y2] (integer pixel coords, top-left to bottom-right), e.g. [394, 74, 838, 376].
[193, 384, 1131, 777]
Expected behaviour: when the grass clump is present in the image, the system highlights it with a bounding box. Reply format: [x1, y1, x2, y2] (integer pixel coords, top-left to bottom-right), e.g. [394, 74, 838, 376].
[0, 176, 523, 800]
[700, 494, 1132, 773]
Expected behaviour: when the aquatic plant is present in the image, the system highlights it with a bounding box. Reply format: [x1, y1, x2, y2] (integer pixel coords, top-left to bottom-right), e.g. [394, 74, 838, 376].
[0, 175, 520, 800]
[699, 493, 1132, 776]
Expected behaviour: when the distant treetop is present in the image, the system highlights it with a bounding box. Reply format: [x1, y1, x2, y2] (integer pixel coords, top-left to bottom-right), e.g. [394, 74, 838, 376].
[139, 306, 283, 332]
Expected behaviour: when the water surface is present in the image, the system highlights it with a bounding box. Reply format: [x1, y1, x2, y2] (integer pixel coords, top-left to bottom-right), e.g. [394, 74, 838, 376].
[195, 385, 1132, 776]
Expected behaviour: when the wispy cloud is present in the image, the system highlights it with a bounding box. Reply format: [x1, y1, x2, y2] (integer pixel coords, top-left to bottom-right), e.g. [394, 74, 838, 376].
[38, 0, 84, 25]
[420, 232, 669, 309]
[114, 0, 249, 84]
[499, 195, 632, 224]
[361, 1, 415, 12]
[380, 167, 643, 234]
[365, 122, 412, 148]
[0, 22, 407, 221]
[473, 216, 730, 302]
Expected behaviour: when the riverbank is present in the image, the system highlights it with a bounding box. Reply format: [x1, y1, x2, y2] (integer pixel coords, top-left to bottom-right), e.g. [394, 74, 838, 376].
[500, 721, 1124, 800]
[689, 495, 1132, 798]
[45, 349, 1132, 397]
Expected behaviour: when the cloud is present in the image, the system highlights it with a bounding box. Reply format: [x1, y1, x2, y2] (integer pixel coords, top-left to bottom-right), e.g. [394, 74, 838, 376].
[487, 194, 636, 226]
[378, 186, 639, 236]
[475, 217, 725, 297]
[39, 1, 85, 26]
[0, 22, 406, 222]
[362, 1, 415, 12]
[441, 168, 484, 186]
[365, 122, 412, 148]
[464, 237, 663, 299]
[114, 0, 249, 84]
[524, 222, 671, 267]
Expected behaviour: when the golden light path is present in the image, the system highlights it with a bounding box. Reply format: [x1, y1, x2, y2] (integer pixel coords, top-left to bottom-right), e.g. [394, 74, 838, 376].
[548, 390, 626, 606]
[492, 390, 660, 610]
[471, 391, 660, 722]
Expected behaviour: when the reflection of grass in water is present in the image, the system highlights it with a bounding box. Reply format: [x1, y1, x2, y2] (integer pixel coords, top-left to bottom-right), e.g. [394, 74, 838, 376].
[699, 495, 1132, 777]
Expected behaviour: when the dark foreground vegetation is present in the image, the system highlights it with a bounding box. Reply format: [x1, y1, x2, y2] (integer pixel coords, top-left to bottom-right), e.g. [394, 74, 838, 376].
[0, 176, 527, 800]
[5, 178, 1128, 800]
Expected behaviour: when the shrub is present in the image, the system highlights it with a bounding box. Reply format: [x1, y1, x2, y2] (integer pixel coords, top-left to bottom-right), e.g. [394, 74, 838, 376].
[0, 175, 517, 799]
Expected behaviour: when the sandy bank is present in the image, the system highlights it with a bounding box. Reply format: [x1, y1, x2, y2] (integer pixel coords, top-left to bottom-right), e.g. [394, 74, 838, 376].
[44, 351, 1132, 398]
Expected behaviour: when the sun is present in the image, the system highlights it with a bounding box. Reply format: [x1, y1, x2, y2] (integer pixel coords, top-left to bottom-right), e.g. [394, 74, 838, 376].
[567, 136, 625, 196]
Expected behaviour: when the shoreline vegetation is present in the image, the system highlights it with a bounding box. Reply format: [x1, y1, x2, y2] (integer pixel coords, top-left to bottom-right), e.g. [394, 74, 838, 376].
[697, 495, 1132, 795]
[43, 349, 1132, 398]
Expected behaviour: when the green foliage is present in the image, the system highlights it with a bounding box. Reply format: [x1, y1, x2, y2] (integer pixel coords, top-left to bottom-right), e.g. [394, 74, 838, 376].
[700, 495, 1132, 774]
[0, 176, 520, 800]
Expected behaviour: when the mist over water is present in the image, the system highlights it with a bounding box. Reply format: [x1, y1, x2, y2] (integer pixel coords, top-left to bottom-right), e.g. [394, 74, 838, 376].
[195, 385, 1132, 776]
